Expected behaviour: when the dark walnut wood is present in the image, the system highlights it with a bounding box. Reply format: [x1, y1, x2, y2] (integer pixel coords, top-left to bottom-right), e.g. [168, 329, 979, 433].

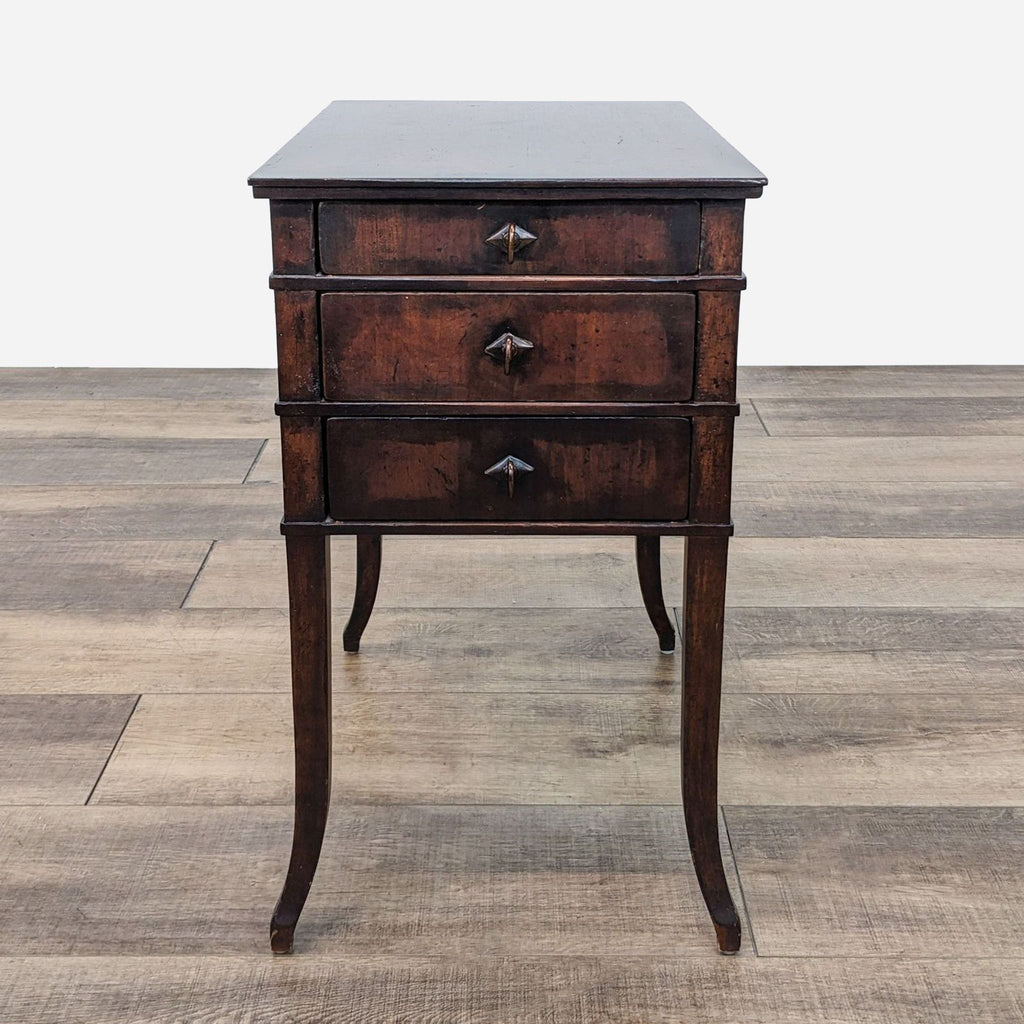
[248, 101, 766, 190]
[281, 520, 732, 537]
[320, 292, 696, 402]
[318, 201, 700, 276]
[682, 535, 740, 953]
[325, 417, 691, 522]
[279, 402, 736, 419]
[269, 200, 315, 274]
[272, 274, 744, 293]
[636, 536, 677, 653]
[254, 100, 763, 956]
[270, 534, 332, 954]
[342, 533, 381, 653]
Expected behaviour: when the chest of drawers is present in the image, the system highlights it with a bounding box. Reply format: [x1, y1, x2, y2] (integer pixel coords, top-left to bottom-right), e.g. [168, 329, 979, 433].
[250, 101, 765, 955]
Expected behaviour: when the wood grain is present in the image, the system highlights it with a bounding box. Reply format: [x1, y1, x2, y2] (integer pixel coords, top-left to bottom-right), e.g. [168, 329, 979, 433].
[326, 416, 691, 522]
[0, 485, 280, 539]
[733, 480, 1024, 537]
[320, 291, 696, 402]
[0, 805, 743, 956]
[185, 537, 1024, 610]
[734, 435, 1024, 482]
[280, 416, 325, 520]
[724, 605, 1024, 654]
[254, 405, 764, 490]
[699, 201, 745, 275]
[0, 608, 682, 695]
[694, 291, 741, 401]
[754, 397, 1024, 436]
[91, 691, 1024, 808]
[318, 200, 701, 276]
[738, 364, 1024, 398]
[7, 603, 1018, 701]
[0, 609, 290, 694]
[0, 541, 212, 610]
[721, 694, 1024, 805]
[274, 290, 320, 401]
[186, 537, 687, 609]
[0, 367, 277, 400]
[0, 955, 1019, 1024]
[270, 200, 316, 274]
[0, 400, 276, 438]
[726, 805, 1024, 957]
[0, 437, 264, 485]
[0, 694, 137, 804]
[4, 606, 1019, 697]
[722, 538, 1024, 606]
[718, 606, 1024, 694]
[91, 691, 687, 805]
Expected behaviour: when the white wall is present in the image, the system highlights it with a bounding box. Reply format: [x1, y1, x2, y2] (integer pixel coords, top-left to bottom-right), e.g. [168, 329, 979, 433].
[1, 1, 1020, 367]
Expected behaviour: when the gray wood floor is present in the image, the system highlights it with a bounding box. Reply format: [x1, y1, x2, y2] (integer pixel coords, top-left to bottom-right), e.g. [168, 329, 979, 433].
[0, 366, 1022, 1023]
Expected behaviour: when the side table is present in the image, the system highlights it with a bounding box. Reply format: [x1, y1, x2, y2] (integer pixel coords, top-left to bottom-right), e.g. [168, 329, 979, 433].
[249, 100, 765, 954]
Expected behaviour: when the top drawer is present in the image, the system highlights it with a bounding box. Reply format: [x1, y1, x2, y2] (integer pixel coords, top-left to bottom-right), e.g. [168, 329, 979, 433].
[317, 201, 700, 276]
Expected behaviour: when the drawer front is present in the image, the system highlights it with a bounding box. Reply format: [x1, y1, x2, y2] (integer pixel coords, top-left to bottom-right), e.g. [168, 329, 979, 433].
[321, 292, 695, 402]
[326, 417, 690, 522]
[317, 201, 700, 276]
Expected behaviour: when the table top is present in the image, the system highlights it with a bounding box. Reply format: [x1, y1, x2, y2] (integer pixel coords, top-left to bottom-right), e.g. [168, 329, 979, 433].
[249, 101, 766, 189]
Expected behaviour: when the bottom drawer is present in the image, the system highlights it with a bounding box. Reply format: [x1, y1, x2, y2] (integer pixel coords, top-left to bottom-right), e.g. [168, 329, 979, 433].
[326, 417, 690, 522]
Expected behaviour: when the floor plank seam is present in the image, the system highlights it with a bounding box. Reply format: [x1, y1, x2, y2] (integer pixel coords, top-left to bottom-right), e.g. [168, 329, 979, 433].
[67, 802, 1024, 810]
[722, 803, 1024, 810]
[80, 688, 1024, 696]
[73, 802, 714, 809]
[178, 540, 217, 609]
[2, 952, 1023, 961]
[754, 432, 1024, 439]
[735, 536, 1024, 541]
[747, 399, 771, 436]
[738, 954, 1024, 961]
[241, 438, 269, 484]
[83, 693, 141, 806]
[29, 689, 1024, 698]
[722, 806, 760, 957]
[734, 478, 1024, 483]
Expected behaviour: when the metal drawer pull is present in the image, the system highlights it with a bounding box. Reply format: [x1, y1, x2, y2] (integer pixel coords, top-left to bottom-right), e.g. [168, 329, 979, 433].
[484, 331, 534, 374]
[484, 455, 534, 498]
[485, 222, 537, 263]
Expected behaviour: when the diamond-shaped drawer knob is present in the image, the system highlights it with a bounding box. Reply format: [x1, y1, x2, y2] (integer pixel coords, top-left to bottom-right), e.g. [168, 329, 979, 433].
[484, 455, 534, 499]
[485, 222, 537, 263]
[484, 331, 535, 374]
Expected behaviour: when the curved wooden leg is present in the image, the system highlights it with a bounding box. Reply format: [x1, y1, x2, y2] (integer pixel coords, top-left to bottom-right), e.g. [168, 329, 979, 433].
[635, 535, 676, 653]
[271, 535, 332, 954]
[343, 534, 381, 653]
[681, 535, 741, 954]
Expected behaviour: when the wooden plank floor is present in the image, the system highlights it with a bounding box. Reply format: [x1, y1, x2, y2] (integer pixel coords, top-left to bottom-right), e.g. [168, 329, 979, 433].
[1, 365, 1022, 1022]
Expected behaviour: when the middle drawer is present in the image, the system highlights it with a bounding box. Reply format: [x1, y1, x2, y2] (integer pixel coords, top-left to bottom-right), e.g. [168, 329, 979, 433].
[320, 292, 696, 402]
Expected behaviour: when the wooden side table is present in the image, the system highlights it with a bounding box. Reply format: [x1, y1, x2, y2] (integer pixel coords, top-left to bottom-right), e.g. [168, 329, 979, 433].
[249, 101, 765, 955]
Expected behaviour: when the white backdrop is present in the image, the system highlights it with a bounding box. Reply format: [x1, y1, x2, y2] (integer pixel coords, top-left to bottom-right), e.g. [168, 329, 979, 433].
[1, 1, 1020, 367]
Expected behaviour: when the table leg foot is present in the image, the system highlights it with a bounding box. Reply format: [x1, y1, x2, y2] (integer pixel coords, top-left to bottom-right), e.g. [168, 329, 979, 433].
[713, 909, 742, 954]
[635, 535, 676, 653]
[343, 533, 381, 653]
[682, 535, 742, 953]
[269, 920, 295, 955]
